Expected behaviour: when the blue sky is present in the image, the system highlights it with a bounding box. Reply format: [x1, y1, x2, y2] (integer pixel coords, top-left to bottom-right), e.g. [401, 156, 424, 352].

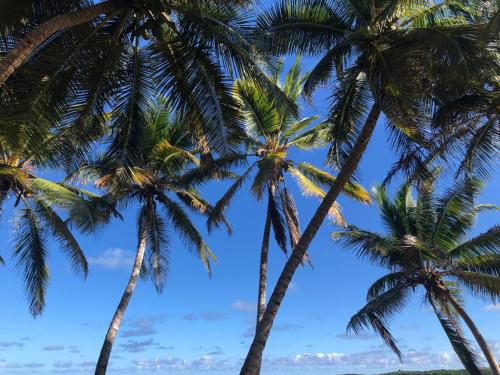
[1, 5, 499, 375]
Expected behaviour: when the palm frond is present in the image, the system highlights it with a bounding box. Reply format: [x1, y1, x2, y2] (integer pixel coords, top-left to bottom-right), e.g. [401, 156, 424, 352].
[348, 285, 411, 359]
[156, 192, 215, 274]
[453, 271, 500, 303]
[207, 164, 254, 233]
[255, 0, 350, 56]
[32, 197, 88, 277]
[139, 198, 169, 292]
[233, 79, 280, 137]
[366, 272, 408, 300]
[450, 225, 500, 260]
[13, 208, 49, 316]
[428, 294, 483, 374]
[268, 187, 288, 253]
[295, 162, 371, 203]
[288, 165, 345, 225]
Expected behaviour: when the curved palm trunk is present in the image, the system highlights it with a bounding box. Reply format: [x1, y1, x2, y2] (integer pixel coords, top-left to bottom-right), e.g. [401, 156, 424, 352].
[256, 202, 272, 326]
[94, 235, 147, 375]
[240, 104, 381, 375]
[447, 293, 500, 374]
[0, 0, 123, 86]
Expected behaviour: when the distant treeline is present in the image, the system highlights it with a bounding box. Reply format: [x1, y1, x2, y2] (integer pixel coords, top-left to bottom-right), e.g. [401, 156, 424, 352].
[379, 369, 493, 375]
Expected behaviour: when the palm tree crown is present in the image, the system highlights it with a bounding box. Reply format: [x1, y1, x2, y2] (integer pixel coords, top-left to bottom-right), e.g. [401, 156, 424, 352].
[0, 120, 118, 316]
[334, 177, 500, 373]
[0, 0, 292, 173]
[208, 57, 371, 240]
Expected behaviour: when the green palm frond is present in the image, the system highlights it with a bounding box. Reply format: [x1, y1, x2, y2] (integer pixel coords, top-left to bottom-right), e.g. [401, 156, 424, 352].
[29, 178, 116, 233]
[456, 254, 500, 277]
[372, 184, 414, 238]
[251, 152, 286, 200]
[207, 164, 254, 233]
[106, 42, 153, 167]
[157, 192, 215, 274]
[255, 0, 350, 56]
[450, 225, 500, 260]
[454, 271, 500, 303]
[268, 187, 288, 253]
[13, 208, 49, 316]
[295, 162, 371, 203]
[347, 284, 411, 359]
[287, 121, 329, 149]
[284, 116, 319, 138]
[233, 79, 280, 138]
[32, 198, 88, 277]
[139, 198, 169, 292]
[280, 188, 301, 249]
[325, 70, 371, 168]
[332, 227, 399, 267]
[179, 153, 248, 188]
[288, 165, 345, 226]
[428, 294, 483, 374]
[431, 178, 484, 249]
[366, 272, 408, 300]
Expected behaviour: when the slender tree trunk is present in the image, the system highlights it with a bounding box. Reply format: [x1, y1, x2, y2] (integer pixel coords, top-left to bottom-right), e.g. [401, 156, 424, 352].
[240, 104, 381, 375]
[447, 293, 500, 374]
[94, 235, 147, 375]
[0, 0, 124, 86]
[256, 199, 272, 326]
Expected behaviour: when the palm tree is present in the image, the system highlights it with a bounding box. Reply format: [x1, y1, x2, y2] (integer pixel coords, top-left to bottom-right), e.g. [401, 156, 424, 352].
[207, 58, 371, 327]
[0, 120, 118, 316]
[334, 178, 500, 374]
[239, 2, 498, 372]
[0, 0, 292, 167]
[74, 99, 219, 375]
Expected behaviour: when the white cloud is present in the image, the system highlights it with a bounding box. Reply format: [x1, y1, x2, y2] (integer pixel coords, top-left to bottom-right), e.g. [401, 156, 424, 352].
[231, 300, 257, 312]
[88, 248, 134, 270]
[134, 356, 233, 371]
[131, 347, 464, 372]
[484, 304, 500, 312]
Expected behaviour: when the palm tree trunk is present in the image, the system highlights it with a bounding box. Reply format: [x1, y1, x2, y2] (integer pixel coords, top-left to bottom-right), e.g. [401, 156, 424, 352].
[0, 0, 124, 86]
[447, 293, 500, 374]
[239, 104, 381, 375]
[256, 201, 272, 326]
[94, 235, 147, 375]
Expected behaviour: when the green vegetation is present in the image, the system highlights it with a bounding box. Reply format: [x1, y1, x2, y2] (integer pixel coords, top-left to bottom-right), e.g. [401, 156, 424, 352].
[381, 369, 493, 375]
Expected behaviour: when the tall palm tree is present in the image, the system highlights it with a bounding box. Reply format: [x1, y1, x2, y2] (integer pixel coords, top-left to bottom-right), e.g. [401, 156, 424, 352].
[74, 99, 219, 375]
[239, 2, 498, 372]
[0, 120, 118, 316]
[334, 178, 500, 374]
[0, 0, 292, 167]
[207, 58, 371, 327]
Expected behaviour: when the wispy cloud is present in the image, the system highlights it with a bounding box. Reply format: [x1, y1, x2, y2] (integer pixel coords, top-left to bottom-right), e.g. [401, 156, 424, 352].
[484, 303, 500, 312]
[42, 345, 64, 351]
[0, 341, 24, 348]
[183, 312, 227, 321]
[88, 248, 134, 270]
[231, 300, 256, 312]
[122, 315, 167, 337]
[53, 361, 73, 368]
[335, 332, 376, 341]
[0, 361, 45, 369]
[120, 339, 157, 353]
